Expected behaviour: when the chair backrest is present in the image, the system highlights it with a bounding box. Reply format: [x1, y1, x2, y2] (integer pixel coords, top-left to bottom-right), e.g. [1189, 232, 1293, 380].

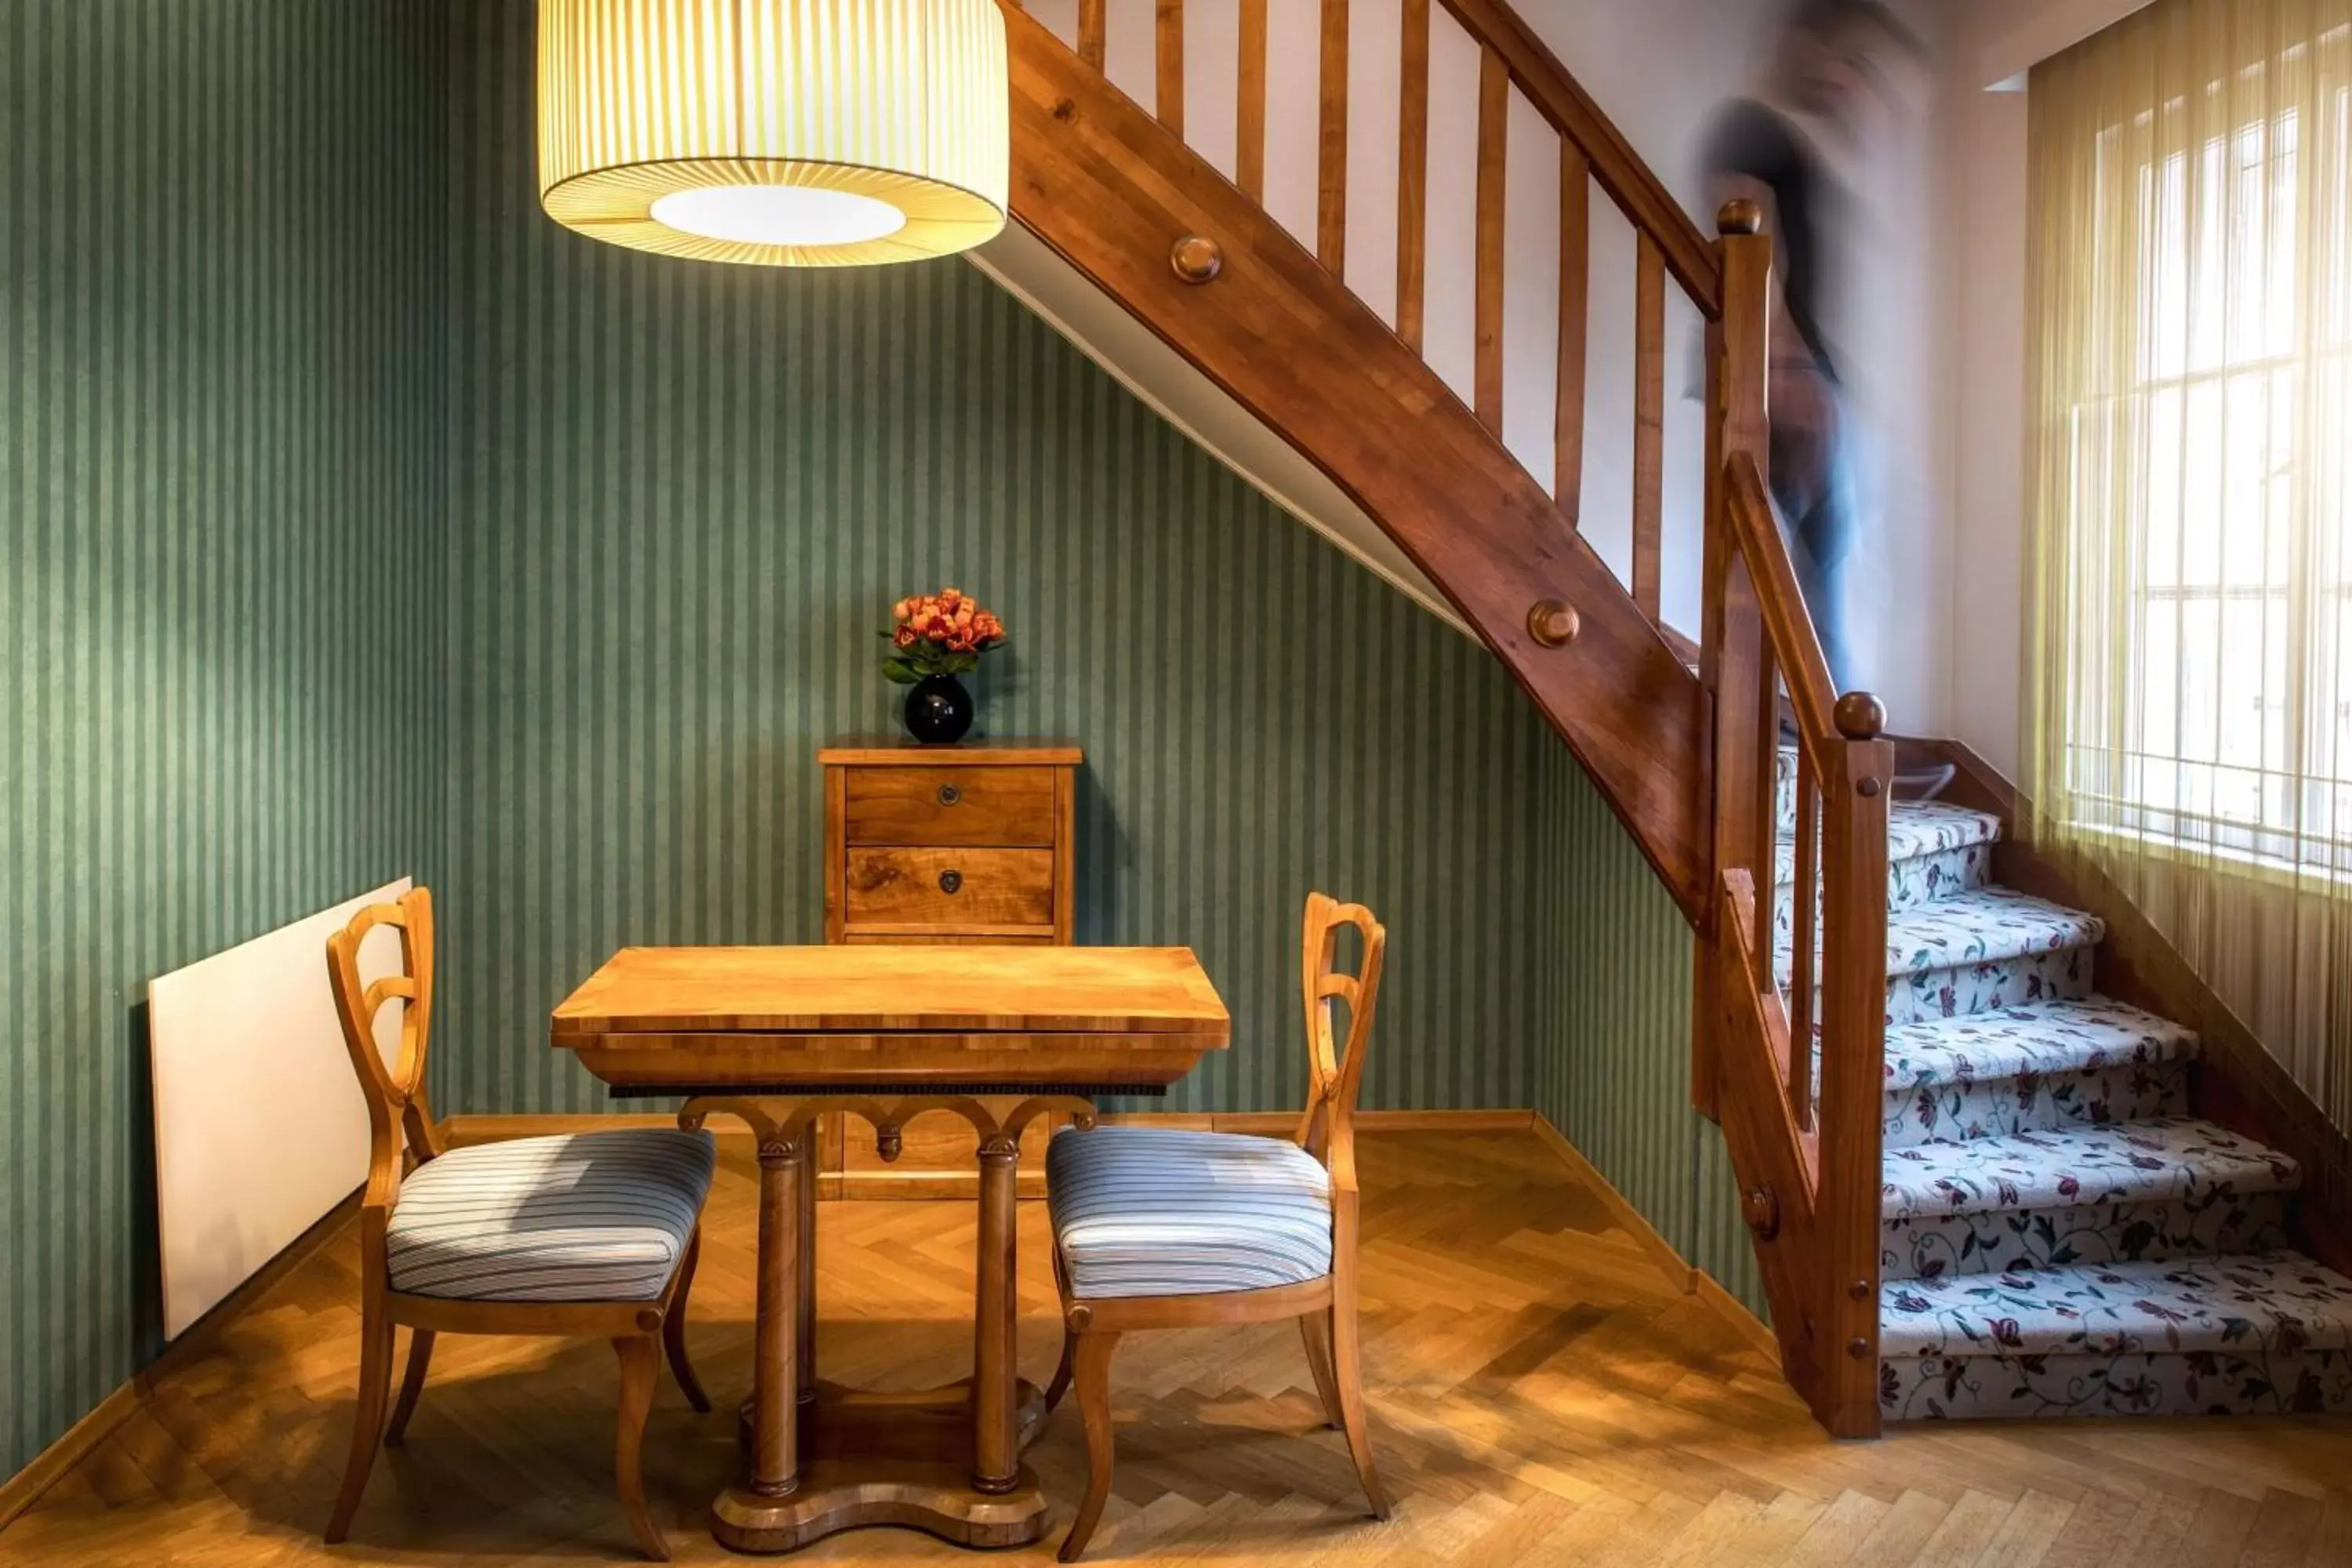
[1294, 892, 1386, 1176]
[325, 886, 442, 1214]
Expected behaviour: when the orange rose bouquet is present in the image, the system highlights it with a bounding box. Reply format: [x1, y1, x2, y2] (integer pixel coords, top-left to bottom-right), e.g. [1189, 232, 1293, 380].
[881, 587, 1008, 684]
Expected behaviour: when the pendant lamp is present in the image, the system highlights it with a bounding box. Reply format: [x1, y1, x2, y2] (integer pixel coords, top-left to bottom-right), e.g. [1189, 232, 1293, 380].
[537, 0, 1009, 268]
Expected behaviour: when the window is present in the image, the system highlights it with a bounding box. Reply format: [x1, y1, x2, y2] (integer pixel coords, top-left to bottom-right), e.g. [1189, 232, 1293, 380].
[2038, 14, 2352, 877]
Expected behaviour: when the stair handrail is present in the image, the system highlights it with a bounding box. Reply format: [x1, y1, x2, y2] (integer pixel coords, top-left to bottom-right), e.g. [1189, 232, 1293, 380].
[1026, 0, 1730, 629]
[1698, 201, 1893, 1438]
[1432, 0, 1722, 317]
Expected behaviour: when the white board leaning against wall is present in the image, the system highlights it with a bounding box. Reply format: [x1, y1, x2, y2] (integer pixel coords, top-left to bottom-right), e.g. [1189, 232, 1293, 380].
[148, 878, 413, 1341]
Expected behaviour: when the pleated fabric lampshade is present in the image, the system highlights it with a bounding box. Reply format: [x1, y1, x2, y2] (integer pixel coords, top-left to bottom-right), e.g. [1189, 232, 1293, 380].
[537, 0, 1009, 268]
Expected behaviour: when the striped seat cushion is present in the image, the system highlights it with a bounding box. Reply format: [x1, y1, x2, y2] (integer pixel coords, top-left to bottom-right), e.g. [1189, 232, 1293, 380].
[387, 1129, 715, 1303]
[1046, 1126, 1333, 1299]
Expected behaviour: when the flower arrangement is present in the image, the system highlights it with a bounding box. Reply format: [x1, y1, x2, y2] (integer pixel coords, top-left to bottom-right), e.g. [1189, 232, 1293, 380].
[881, 587, 1007, 684]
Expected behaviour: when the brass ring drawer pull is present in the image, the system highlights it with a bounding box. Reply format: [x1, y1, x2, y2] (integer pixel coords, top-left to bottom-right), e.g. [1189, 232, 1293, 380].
[938, 869, 964, 895]
[938, 784, 962, 806]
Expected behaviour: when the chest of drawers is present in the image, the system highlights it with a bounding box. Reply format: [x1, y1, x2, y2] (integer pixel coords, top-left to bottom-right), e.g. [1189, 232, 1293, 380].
[819, 740, 1082, 946]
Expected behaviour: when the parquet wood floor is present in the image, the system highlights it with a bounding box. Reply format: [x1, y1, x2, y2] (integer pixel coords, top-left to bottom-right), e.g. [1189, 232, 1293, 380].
[5, 1130, 2349, 1566]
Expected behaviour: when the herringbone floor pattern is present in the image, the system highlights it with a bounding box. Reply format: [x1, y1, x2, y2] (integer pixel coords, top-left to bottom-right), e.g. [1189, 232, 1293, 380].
[5, 1130, 2349, 1565]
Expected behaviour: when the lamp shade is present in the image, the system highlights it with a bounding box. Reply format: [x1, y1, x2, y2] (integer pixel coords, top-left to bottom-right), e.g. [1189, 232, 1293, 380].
[537, 0, 1009, 268]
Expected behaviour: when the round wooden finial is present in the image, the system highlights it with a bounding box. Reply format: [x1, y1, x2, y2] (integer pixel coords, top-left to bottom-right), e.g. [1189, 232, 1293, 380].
[1170, 234, 1223, 284]
[1526, 599, 1581, 648]
[1833, 691, 1887, 741]
[1718, 198, 1764, 236]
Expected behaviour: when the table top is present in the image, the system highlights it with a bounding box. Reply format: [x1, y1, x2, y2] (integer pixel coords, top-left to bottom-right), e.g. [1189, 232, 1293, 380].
[816, 738, 1083, 767]
[550, 944, 1229, 1040]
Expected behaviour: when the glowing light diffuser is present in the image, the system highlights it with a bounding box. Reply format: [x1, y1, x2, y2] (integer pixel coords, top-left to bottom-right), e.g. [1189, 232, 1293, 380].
[537, 0, 1009, 268]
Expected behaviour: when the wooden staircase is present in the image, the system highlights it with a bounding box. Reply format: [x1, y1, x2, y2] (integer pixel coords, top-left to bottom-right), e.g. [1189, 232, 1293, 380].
[995, 0, 2352, 1441]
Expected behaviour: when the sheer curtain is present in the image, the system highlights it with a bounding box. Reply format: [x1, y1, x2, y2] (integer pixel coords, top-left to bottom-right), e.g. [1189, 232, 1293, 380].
[2023, 0, 2352, 1130]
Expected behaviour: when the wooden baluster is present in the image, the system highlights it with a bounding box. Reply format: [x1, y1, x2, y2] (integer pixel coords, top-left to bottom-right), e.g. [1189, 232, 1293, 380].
[1396, 0, 1430, 352]
[1633, 232, 1664, 620]
[1711, 556, 1765, 997]
[1751, 648, 1781, 1000]
[1156, 1, 1184, 135]
[1694, 200, 1774, 1118]
[1555, 146, 1589, 520]
[1318, 0, 1350, 273]
[1237, 0, 1267, 201]
[1473, 44, 1507, 434]
[1078, 0, 1106, 71]
[1789, 747, 1818, 1131]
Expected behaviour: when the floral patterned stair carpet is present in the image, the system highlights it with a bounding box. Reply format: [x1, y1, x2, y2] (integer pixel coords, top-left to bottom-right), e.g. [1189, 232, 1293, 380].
[1771, 751, 2352, 1419]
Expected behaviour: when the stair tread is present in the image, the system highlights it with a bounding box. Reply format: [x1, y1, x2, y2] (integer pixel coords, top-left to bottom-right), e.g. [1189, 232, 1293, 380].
[1880, 1251, 2352, 1359]
[1884, 996, 2199, 1095]
[1882, 1116, 2299, 1221]
[1883, 888, 2106, 978]
[1776, 799, 2002, 866]
[1777, 887, 2106, 983]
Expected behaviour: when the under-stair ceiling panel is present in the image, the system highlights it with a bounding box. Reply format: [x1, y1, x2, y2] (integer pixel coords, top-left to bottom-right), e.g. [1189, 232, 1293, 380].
[967, 224, 1466, 633]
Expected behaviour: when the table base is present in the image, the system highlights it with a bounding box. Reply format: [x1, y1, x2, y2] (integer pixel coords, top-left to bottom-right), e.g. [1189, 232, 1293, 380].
[712, 1379, 1055, 1555]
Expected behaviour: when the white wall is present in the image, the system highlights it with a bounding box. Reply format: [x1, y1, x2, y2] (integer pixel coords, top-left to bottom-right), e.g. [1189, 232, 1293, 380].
[1945, 4, 2034, 775]
[1022, 0, 1962, 735]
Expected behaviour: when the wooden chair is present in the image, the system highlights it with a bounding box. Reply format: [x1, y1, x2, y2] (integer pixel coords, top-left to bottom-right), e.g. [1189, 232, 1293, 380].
[1042, 892, 1391, 1561]
[321, 887, 717, 1560]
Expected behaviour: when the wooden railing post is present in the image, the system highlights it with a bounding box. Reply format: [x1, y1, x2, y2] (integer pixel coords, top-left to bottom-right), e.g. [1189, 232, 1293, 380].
[1156, 1, 1185, 134]
[1238, 0, 1268, 202]
[1820, 695, 1891, 1436]
[1396, 0, 1429, 351]
[1696, 197, 1772, 1120]
[1318, 0, 1350, 273]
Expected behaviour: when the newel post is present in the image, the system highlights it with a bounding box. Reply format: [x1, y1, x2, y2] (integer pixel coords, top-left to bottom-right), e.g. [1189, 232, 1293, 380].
[1693, 198, 1775, 1120]
[1818, 691, 1893, 1437]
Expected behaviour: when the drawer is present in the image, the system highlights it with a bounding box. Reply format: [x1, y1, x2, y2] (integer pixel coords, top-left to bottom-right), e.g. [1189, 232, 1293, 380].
[842, 847, 1055, 930]
[843, 766, 1057, 848]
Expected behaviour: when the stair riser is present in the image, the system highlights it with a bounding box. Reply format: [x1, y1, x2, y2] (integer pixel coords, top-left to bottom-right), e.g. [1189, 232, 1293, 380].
[1884, 1060, 2187, 1150]
[1882, 1348, 2352, 1419]
[1882, 1192, 2293, 1279]
[1773, 844, 1993, 938]
[1889, 946, 2097, 1028]
[1796, 945, 2103, 1032]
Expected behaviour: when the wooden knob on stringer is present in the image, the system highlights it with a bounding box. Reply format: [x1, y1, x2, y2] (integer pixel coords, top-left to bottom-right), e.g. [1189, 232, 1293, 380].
[1527, 600, 1581, 648]
[1170, 235, 1223, 284]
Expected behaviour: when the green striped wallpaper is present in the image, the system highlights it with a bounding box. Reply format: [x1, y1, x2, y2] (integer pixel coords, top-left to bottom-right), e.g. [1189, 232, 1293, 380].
[1535, 753, 1767, 1319]
[0, 0, 448, 1486]
[0, 0, 1773, 1494]
[436, 0, 1563, 1119]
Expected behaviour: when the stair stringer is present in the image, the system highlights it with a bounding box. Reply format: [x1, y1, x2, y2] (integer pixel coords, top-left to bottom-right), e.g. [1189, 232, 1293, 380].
[1002, 5, 1711, 919]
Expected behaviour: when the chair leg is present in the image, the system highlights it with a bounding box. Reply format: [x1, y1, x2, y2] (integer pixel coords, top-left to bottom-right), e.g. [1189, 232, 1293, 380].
[1044, 1247, 1076, 1414]
[1330, 1291, 1389, 1521]
[1298, 1310, 1344, 1432]
[663, 1230, 711, 1413]
[1058, 1332, 1122, 1563]
[325, 1298, 395, 1543]
[613, 1335, 669, 1562]
[1044, 1330, 1076, 1416]
[384, 1328, 436, 1446]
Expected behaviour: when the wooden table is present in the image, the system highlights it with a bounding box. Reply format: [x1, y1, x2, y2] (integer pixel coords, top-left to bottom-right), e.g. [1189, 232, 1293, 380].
[550, 946, 1230, 1555]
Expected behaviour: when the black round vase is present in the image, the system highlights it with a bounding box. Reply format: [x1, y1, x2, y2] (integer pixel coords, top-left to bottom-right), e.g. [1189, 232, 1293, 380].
[902, 673, 975, 744]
